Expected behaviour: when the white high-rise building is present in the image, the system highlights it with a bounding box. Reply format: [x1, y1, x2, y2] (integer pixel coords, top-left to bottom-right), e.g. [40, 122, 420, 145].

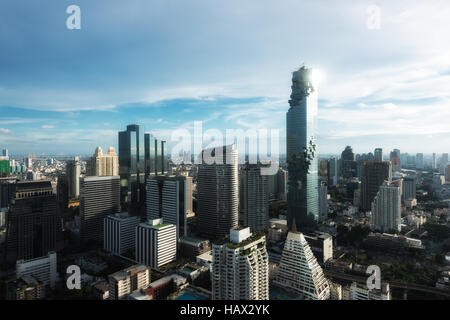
[372, 181, 402, 232]
[104, 212, 140, 256]
[211, 227, 269, 300]
[87, 146, 119, 177]
[16, 251, 57, 288]
[274, 230, 330, 300]
[239, 164, 268, 232]
[108, 265, 150, 300]
[135, 218, 177, 269]
[146, 175, 193, 239]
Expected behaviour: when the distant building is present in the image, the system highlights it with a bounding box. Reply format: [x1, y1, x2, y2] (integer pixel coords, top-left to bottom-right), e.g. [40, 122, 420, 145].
[80, 176, 120, 243]
[178, 236, 211, 260]
[274, 230, 330, 300]
[87, 146, 119, 177]
[16, 252, 57, 289]
[108, 265, 151, 300]
[374, 148, 383, 161]
[104, 212, 140, 256]
[211, 227, 269, 300]
[364, 232, 424, 251]
[267, 168, 287, 201]
[360, 161, 392, 212]
[66, 157, 81, 199]
[371, 181, 402, 233]
[135, 218, 177, 269]
[416, 153, 424, 169]
[319, 184, 328, 221]
[402, 176, 417, 202]
[239, 163, 269, 232]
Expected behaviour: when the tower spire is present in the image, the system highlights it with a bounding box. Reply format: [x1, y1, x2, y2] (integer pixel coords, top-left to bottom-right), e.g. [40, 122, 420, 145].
[291, 216, 297, 232]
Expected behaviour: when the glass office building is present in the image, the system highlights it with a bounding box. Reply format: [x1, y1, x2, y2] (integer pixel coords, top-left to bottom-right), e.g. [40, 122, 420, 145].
[119, 124, 146, 216]
[286, 66, 319, 230]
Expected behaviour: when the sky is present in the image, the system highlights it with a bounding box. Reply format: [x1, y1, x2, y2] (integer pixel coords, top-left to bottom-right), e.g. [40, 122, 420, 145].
[1, 0, 450, 156]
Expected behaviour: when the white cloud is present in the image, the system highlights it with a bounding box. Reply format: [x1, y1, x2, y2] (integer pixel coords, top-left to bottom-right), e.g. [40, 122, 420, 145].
[0, 128, 11, 134]
[41, 125, 55, 129]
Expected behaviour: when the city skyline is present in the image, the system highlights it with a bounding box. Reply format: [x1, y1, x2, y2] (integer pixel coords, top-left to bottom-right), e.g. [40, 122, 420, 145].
[1, 1, 450, 155]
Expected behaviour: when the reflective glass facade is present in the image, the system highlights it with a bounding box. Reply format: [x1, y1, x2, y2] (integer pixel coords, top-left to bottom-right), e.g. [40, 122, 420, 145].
[286, 66, 319, 230]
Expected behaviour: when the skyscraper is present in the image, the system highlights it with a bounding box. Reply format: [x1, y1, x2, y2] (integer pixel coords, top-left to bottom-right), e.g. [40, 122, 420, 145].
[327, 157, 339, 186]
[66, 156, 80, 199]
[390, 149, 401, 173]
[146, 175, 193, 239]
[5, 180, 60, 262]
[341, 146, 357, 179]
[274, 230, 330, 300]
[87, 147, 119, 177]
[196, 144, 238, 239]
[286, 66, 319, 231]
[402, 176, 417, 201]
[416, 153, 424, 169]
[119, 124, 146, 216]
[372, 181, 401, 233]
[211, 227, 269, 300]
[374, 148, 383, 161]
[319, 183, 328, 221]
[80, 176, 120, 243]
[360, 161, 392, 212]
[432, 153, 437, 170]
[239, 163, 269, 232]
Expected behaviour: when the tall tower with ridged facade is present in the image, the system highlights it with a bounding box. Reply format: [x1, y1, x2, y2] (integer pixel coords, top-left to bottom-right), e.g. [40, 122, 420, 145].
[286, 66, 319, 231]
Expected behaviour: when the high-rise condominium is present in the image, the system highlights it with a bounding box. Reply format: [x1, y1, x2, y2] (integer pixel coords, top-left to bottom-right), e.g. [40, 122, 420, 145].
[80, 176, 120, 243]
[211, 227, 269, 300]
[239, 163, 268, 232]
[66, 156, 80, 199]
[5, 180, 60, 262]
[135, 218, 177, 269]
[196, 144, 238, 239]
[374, 148, 383, 161]
[286, 66, 319, 231]
[360, 161, 392, 212]
[87, 146, 119, 176]
[146, 175, 193, 239]
[372, 181, 401, 232]
[274, 230, 330, 300]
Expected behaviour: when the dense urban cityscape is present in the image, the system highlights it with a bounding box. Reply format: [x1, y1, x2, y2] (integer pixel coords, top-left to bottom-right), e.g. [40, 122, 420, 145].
[1, 1, 450, 312]
[1, 65, 449, 302]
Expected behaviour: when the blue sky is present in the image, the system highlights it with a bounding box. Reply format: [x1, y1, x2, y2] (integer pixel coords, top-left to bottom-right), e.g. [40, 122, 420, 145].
[1, 0, 450, 156]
